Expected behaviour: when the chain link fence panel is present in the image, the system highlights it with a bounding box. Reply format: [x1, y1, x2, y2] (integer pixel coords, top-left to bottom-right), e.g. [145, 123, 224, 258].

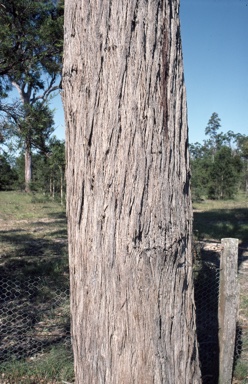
[194, 241, 248, 384]
[0, 274, 70, 363]
[1, 241, 248, 384]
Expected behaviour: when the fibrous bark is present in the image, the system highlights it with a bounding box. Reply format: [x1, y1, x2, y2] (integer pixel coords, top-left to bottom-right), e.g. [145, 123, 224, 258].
[63, 1, 201, 383]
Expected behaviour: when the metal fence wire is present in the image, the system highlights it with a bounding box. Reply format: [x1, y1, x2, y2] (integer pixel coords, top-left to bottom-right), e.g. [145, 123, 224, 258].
[0, 275, 70, 362]
[1, 247, 248, 383]
[194, 242, 248, 384]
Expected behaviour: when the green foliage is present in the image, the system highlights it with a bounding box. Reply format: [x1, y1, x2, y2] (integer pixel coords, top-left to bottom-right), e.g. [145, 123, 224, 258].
[208, 146, 242, 199]
[0, 0, 64, 190]
[0, 152, 17, 190]
[0, 0, 63, 80]
[12, 138, 65, 199]
[190, 112, 247, 200]
[1, 101, 55, 153]
[205, 112, 221, 145]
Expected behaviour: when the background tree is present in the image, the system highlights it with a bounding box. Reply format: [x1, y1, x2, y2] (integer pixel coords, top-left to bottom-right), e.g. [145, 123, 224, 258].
[189, 142, 212, 201]
[0, 151, 17, 190]
[0, 0, 63, 192]
[208, 146, 242, 199]
[46, 138, 65, 203]
[0, 0, 63, 80]
[63, 0, 201, 383]
[190, 113, 246, 200]
[205, 112, 221, 146]
[13, 138, 65, 199]
[236, 134, 248, 194]
[0, 101, 55, 191]
[204, 112, 222, 162]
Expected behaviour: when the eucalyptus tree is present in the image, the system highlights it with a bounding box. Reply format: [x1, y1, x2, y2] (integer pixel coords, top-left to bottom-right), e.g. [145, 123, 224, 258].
[208, 146, 242, 199]
[0, 0, 63, 192]
[190, 113, 246, 200]
[0, 100, 55, 191]
[236, 134, 248, 194]
[63, 0, 201, 383]
[0, 152, 17, 190]
[46, 137, 65, 203]
[205, 112, 221, 144]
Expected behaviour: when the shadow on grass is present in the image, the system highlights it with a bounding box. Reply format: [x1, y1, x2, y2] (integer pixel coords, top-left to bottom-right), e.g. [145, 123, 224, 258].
[48, 211, 67, 220]
[0, 222, 68, 274]
[194, 207, 248, 244]
[0, 223, 70, 364]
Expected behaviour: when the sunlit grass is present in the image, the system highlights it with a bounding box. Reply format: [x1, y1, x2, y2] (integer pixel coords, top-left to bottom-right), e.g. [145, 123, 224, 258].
[0, 191, 65, 221]
[0, 345, 74, 384]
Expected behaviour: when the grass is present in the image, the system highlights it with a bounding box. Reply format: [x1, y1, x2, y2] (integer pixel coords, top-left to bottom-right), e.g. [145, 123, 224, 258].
[0, 191, 74, 383]
[0, 191, 68, 279]
[0, 345, 74, 384]
[0, 191, 66, 221]
[1, 190, 248, 383]
[233, 360, 248, 381]
[193, 192, 248, 383]
[193, 192, 248, 243]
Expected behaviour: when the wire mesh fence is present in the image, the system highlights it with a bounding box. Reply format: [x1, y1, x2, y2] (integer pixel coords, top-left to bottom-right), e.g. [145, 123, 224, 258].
[193, 246, 220, 383]
[0, 274, 70, 363]
[234, 263, 248, 382]
[1, 242, 248, 383]
[193, 241, 248, 384]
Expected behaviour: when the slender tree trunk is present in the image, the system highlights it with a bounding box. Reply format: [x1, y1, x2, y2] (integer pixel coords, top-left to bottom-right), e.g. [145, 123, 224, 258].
[63, 1, 201, 383]
[52, 179, 55, 200]
[59, 165, 64, 205]
[49, 176, 53, 196]
[245, 160, 248, 195]
[24, 138, 32, 193]
[12, 82, 33, 193]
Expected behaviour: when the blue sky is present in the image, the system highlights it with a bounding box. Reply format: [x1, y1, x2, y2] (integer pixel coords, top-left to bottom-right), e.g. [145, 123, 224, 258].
[53, 0, 248, 144]
[180, 0, 248, 143]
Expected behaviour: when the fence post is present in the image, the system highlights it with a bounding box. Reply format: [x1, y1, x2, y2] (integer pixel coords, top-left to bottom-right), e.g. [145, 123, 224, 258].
[218, 238, 239, 384]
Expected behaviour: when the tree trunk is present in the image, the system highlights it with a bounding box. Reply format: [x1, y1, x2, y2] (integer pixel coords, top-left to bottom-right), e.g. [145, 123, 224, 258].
[25, 138, 32, 193]
[12, 81, 33, 193]
[63, 1, 201, 383]
[59, 165, 64, 205]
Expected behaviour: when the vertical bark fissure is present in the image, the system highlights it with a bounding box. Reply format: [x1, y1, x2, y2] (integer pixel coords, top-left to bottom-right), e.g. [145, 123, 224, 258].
[77, 181, 84, 227]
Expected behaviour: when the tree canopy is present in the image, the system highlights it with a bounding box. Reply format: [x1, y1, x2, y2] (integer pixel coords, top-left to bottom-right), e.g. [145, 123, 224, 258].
[190, 112, 247, 200]
[0, 0, 64, 191]
[0, 0, 63, 81]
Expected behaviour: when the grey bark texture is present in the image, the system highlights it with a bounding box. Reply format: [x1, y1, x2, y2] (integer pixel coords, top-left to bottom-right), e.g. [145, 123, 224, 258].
[24, 140, 32, 193]
[63, 0, 201, 383]
[218, 238, 239, 384]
